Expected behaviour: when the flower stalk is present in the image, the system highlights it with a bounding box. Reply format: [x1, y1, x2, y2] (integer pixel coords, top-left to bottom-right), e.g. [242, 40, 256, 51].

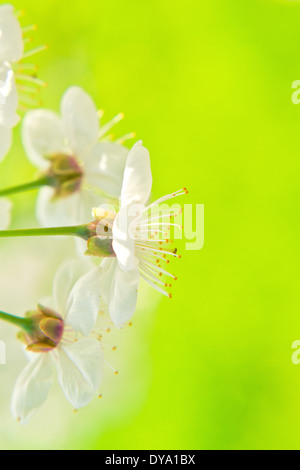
[0, 310, 33, 333]
[0, 176, 52, 197]
[0, 220, 115, 258]
[0, 223, 101, 240]
[0, 225, 84, 239]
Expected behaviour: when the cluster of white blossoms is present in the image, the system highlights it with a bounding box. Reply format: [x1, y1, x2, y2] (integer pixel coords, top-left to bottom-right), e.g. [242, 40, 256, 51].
[0, 5, 186, 423]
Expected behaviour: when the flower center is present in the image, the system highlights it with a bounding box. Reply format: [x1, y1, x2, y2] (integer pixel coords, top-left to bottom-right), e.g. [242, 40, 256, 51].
[45, 153, 84, 199]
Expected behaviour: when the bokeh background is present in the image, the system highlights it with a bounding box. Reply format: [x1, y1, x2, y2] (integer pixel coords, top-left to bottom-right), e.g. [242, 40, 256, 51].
[0, 0, 299, 450]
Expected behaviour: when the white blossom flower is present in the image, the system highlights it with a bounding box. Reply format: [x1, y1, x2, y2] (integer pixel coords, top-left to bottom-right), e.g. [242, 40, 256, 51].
[22, 86, 131, 227]
[11, 259, 106, 424]
[0, 198, 12, 229]
[91, 141, 186, 328]
[0, 4, 44, 161]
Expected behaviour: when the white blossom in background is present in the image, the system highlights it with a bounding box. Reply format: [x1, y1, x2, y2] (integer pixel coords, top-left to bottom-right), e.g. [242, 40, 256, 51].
[22, 86, 131, 227]
[0, 198, 12, 229]
[0, 4, 44, 161]
[89, 141, 186, 328]
[11, 259, 107, 424]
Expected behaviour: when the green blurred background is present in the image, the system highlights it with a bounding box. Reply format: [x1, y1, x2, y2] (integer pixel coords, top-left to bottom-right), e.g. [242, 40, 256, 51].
[0, 0, 299, 450]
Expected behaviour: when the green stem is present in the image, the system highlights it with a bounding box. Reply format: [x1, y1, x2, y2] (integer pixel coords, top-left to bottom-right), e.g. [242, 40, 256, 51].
[0, 310, 33, 332]
[0, 176, 51, 197]
[0, 224, 91, 240]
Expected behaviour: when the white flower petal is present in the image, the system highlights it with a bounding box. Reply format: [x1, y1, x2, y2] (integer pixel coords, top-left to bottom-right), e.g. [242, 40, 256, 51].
[0, 124, 12, 161]
[74, 236, 89, 258]
[120, 140, 152, 207]
[113, 205, 138, 272]
[66, 266, 102, 335]
[11, 354, 53, 424]
[0, 61, 19, 127]
[75, 186, 109, 224]
[0, 197, 12, 229]
[85, 142, 129, 198]
[57, 338, 104, 409]
[37, 184, 104, 227]
[61, 86, 99, 158]
[99, 258, 117, 306]
[36, 187, 82, 227]
[22, 110, 65, 170]
[37, 183, 107, 228]
[0, 5, 23, 62]
[100, 260, 140, 328]
[53, 258, 93, 317]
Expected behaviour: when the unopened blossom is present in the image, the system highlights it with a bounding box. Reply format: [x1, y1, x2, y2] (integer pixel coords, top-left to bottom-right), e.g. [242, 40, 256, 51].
[0, 198, 12, 229]
[0, 4, 43, 161]
[22, 86, 131, 227]
[87, 141, 186, 328]
[11, 259, 106, 423]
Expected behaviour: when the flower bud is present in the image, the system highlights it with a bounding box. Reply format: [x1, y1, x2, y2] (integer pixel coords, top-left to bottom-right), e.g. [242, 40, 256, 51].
[17, 304, 64, 353]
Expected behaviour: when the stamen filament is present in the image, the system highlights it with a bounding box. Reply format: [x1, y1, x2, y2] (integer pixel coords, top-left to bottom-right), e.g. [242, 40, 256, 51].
[15, 9, 26, 18]
[15, 73, 47, 87]
[136, 244, 179, 257]
[115, 132, 136, 144]
[22, 24, 37, 33]
[21, 45, 48, 59]
[139, 211, 179, 224]
[99, 113, 124, 139]
[19, 96, 42, 106]
[17, 84, 41, 94]
[139, 262, 168, 287]
[138, 222, 182, 228]
[140, 273, 170, 297]
[14, 63, 38, 72]
[142, 189, 187, 213]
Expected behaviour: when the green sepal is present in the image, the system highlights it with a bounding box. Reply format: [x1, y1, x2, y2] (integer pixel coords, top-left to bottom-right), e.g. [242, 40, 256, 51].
[87, 236, 115, 257]
[37, 304, 62, 320]
[26, 341, 56, 353]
